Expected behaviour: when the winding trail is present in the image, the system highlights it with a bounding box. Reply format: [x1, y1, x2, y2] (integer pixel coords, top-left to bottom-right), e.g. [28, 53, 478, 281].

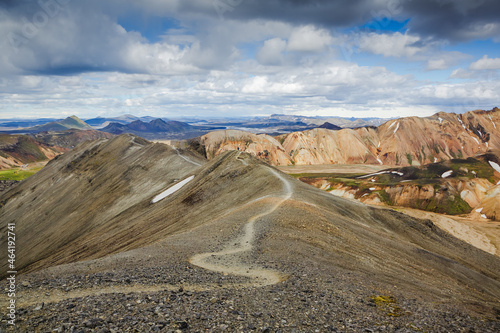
[7, 153, 295, 307]
[174, 147, 203, 166]
[189, 153, 293, 286]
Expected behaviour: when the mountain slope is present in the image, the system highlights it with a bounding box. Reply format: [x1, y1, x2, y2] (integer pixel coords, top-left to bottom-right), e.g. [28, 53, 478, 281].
[0, 130, 114, 169]
[199, 129, 292, 165]
[0, 134, 206, 276]
[31, 129, 114, 149]
[0, 134, 64, 169]
[193, 108, 500, 166]
[298, 156, 500, 217]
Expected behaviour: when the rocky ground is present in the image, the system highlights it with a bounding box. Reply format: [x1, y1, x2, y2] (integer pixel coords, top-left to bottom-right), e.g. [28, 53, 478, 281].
[0, 180, 18, 193]
[3, 260, 500, 333]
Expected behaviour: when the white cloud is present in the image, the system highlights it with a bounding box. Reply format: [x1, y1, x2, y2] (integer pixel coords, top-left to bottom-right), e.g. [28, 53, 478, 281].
[287, 25, 333, 52]
[469, 55, 500, 70]
[426, 51, 471, 71]
[0, 1, 499, 121]
[256, 38, 287, 66]
[450, 68, 476, 79]
[426, 59, 448, 71]
[358, 32, 422, 58]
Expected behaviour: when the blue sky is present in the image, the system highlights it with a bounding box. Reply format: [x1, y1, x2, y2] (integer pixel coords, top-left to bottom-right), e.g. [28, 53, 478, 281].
[0, 0, 499, 119]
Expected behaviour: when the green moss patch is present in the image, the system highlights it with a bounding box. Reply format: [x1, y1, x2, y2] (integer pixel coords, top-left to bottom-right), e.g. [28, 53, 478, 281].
[370, 295, 405, 317]
[0, 167, 42, 181]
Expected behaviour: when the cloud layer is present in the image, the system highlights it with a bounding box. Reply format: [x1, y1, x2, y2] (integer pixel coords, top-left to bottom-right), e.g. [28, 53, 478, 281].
[0, 0, 499, 119]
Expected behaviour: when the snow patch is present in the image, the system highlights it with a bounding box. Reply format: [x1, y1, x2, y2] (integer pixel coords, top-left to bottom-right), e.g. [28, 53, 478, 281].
[376, 157, 383, 165]
[434, 157, 438, 163]
[152, 176, 195, 203]
[438, 117, 443, 124]
[441, 170, 453, 178]
[481, 214, 487, 219]
[475, 207, 483, 213]
[488, 161, 500, 173]
[387, 121, 396, 130]
[371, 179, 375, 182]
[378, 141, 381, 148]
[358, 171, 387, 179]
[456, 116, 467, 130]
[369, 187, 376, 191]
[489, 115, 496, 129]
[393, 122, 400, 135]
[472, 137, 479, 144]
[358, 170, 402, 179]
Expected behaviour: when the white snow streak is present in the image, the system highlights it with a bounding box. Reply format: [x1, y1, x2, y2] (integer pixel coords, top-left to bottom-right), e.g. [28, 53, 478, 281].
[489, 115, 497, 129]
[393, 122, 400, 135]
[152, 176, 195, 203]
[441, 170, 453, 178]
[488, 161, 500, 173]
[358, 170, 403, 179]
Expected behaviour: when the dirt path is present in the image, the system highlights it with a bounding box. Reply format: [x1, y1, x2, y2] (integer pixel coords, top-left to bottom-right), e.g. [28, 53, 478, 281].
[277, 163, 390, 174]
[3, 280, 278, 308]
[190, 153, 292, 286]
[174, 147, 203, 166]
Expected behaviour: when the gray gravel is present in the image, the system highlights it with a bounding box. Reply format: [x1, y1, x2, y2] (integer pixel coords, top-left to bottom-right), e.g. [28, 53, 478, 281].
[2, 262, 499, 332]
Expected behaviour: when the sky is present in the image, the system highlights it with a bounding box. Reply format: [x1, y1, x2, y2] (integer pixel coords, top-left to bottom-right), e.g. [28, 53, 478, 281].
[0, 0, 500, 120]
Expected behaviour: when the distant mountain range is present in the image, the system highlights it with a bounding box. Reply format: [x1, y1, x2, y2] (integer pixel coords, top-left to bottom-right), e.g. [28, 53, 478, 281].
[101, 118, 225, 140]
[265, 113, 388, 128]
[2, 116, 92, 133]
[0, 113, 391, 139]
[85, 114, 159, 128]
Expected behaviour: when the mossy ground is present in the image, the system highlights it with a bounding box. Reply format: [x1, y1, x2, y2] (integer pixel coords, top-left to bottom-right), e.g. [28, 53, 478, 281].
[291, 157, 495, 215]
[0, 167, 43, 181]
[370, 295, 405, 317]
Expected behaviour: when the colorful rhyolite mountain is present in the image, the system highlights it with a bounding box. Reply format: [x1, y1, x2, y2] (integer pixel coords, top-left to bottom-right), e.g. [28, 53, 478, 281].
[194, 108, 500, 166]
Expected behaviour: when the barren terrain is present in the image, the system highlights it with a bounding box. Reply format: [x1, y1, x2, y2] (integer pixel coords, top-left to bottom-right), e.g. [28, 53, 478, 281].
[1, 136, 500, 332]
